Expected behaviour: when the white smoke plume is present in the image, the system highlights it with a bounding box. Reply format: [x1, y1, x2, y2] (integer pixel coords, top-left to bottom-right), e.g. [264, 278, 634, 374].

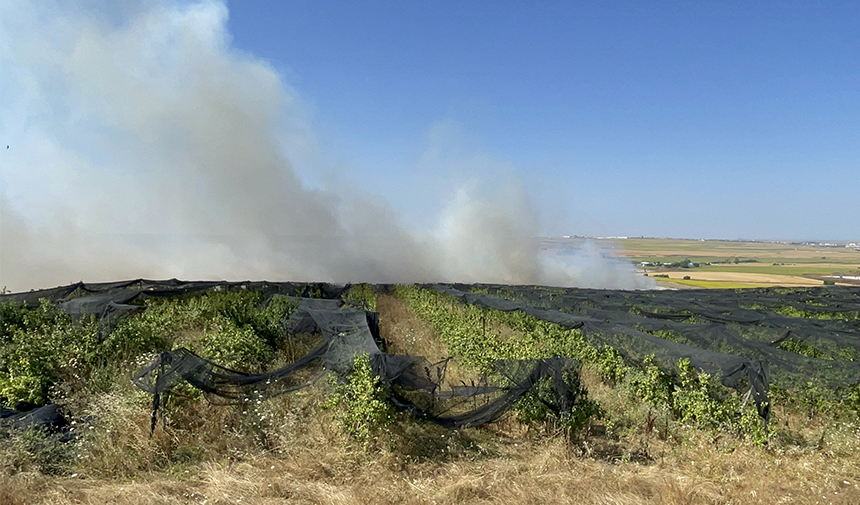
[0, 0, 652, 292]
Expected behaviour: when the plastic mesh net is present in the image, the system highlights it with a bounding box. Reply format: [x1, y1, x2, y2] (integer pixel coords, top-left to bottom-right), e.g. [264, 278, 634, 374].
[6, 279, 859, 429]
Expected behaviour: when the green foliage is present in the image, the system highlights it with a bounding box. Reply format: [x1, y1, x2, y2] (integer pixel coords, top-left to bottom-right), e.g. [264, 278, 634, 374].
[393, 285, 523, 372]
[395, 285, 620, 372]
[513, 367, 602, 436]
[395, 285, 631, 388]
[343, 283, 378, 311]
[844, 383, 860, 414]
[216, 292, 298, 349]
[628, 355, 673, 409]
[776, 338, 832, 360]
[394, 286, 605, 434]
[634, 326, 694, 346]
[0, 301, 28, 342]
[102, 297, 203, 359]
[304, 287, 324, 299]
[761, 304, 859, 321]
[593, 345, 629, 384]
[0, 290, 297, 406]
[394, 286, 775, 439]
[323, 353, 396, 448]
[791, 381, 841, 419]
[0, 300, 100, 405]
[201, 314, 271, 371]
[106, 290, 296, 363]
[672, 358, 732, 429]
[738, 400, 769, 447]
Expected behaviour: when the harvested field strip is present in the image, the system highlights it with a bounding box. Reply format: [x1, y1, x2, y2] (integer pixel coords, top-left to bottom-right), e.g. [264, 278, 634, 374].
[657, 271, 823, 286]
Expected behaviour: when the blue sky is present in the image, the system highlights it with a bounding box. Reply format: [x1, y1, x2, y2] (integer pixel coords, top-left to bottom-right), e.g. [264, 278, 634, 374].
[1, 0, 857, 289]
[225, 0, 859, 240]
[1, 0, 858, 247]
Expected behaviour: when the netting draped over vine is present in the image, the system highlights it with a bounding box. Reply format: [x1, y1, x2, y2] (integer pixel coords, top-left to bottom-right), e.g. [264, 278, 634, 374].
[1, 279, 581, 429]
[128, 297, 581, 429]
[6, 279, 859, 428]
[431, 283, 860, 421]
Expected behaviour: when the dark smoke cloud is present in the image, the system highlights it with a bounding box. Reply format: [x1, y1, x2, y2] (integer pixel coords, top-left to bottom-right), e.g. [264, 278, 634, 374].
[0, 0, 652, 292]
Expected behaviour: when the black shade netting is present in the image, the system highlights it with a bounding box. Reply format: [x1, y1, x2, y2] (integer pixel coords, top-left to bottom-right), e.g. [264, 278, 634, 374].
[0, 279, 351, 311]
[387, 356, 585, 428]
[119, 289, 586, 431]
[430, 283, 860, 421]
[11, 279, 860, 428]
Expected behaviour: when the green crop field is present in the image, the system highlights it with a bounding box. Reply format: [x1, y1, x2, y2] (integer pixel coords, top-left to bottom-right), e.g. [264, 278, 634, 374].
[694, 265, 860, 276]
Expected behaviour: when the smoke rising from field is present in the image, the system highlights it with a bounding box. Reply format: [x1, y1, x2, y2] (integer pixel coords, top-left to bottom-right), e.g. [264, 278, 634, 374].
[0, 1, 651, 292]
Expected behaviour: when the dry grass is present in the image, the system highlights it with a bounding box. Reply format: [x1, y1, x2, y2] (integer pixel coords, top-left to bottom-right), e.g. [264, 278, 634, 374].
[378, 294, 448, 362]
[4, 434, 859, 505]
[378, 294, 481, 389]
[660, 271, 822, 286]
[2, 293, 860, 505]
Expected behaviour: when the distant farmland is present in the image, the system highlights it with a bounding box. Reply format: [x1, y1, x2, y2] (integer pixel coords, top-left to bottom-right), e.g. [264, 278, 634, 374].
[543, 237, 860, 289]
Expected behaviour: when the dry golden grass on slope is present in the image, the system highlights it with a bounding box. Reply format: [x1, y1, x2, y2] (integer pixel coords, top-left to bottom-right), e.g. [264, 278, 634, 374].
[3, 433, 860, 505]
[2, 294, 860, 505]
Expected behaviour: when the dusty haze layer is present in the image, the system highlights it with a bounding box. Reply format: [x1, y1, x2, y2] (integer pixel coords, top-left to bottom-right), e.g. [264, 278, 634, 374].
[0, 1, 652, 293]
